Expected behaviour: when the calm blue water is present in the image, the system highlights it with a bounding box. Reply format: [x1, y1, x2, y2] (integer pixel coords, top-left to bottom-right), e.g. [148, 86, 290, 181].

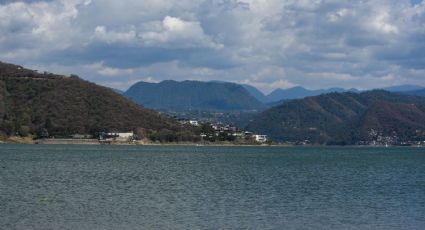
[0, 145, 424, 230]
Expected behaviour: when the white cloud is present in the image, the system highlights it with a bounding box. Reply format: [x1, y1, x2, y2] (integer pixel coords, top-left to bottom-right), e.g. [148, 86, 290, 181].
[0, 0, 89, 62]
[307, 72, 359, 81]
[140, 16, 223, 49]
[93, 26, 136, 44]
[0, 0, 424, 91]
[85, 61, 135, 76]
[369, 10, 399, 34]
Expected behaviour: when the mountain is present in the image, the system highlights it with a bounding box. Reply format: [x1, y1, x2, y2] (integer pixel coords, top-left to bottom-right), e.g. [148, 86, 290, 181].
[0, 61, 188, 139]
[241, 84, 268, 103]
[347, 88, 361, 93]
[266, 86, 313, 102]
[265, 86, 348, 102]
[400, 88, 425, 97]
[124, 80, 266, 112]
[243, 84, 425, 103]
[247, 90, 425, 145]
[383, 84, 424, 92]
[266, 99, 290, 108]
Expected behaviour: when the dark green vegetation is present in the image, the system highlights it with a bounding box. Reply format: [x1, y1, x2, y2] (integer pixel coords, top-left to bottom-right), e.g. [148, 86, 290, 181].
[124, 80, 265, 112]
[247, 90, 425, 145]
[0, 62, 197, 141]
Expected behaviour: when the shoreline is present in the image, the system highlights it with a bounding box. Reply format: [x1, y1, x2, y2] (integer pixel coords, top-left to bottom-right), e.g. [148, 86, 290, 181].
[1, 136, 424, 148]
[1, 138, 424, 148]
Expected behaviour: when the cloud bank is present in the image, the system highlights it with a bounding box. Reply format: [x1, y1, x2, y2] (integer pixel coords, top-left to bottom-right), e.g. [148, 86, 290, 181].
[0, 0, 424, 92]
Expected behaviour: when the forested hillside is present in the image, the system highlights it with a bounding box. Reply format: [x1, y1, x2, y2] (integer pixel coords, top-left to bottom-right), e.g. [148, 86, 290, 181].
[0, 62, 193, 140]
[247, 90, 425, 145]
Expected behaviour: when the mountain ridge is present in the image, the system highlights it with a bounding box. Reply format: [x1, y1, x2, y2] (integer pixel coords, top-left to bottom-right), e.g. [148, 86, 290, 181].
[124, 80, 266, 112]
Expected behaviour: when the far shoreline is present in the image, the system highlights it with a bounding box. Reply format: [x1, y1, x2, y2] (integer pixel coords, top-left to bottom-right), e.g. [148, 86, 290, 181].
[1, 138, 423, 148]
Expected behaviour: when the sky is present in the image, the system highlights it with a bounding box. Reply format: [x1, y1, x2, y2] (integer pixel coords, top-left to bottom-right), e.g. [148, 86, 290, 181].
[0, 0, 424, 93]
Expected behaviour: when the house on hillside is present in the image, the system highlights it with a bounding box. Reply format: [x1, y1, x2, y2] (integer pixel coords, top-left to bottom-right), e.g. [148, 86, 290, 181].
[254, 134, 268, 143]
[189, 120, 199, 126]
[178, 119, 200, 126]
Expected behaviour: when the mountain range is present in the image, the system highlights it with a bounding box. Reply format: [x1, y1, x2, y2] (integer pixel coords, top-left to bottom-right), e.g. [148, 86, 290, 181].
[242, 84, 424, 103]
[2, 60, 425, 145]
[122, 79, 425, 111]
[246, 90, 425, 145]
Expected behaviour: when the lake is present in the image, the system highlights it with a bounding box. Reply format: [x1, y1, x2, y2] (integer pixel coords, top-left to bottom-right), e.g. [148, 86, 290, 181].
[1, 145, 424, 229]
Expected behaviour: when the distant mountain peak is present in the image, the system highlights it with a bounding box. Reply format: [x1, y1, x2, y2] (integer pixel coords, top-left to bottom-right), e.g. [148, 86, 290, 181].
[124, 80, 265, 112]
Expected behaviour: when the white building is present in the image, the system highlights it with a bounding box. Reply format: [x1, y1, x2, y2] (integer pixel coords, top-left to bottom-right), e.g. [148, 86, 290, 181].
[107, 132, 134, 141]
[254, 135, 268, 143]
[189, 120, 199, 126]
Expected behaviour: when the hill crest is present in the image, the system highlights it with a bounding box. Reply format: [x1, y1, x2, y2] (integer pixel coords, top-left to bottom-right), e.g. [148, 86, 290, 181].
[124, 80, 266, 112]
[0, 61, 187, 139]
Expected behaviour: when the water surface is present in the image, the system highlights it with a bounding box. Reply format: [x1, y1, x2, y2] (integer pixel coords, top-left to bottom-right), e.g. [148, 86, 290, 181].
[1, 145, 424, 229]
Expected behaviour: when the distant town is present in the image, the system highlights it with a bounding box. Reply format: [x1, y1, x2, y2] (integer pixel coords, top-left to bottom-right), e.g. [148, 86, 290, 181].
[32, 118, 425, 147]
[32, 117, 270, 146]
[177, 118, 269, 144]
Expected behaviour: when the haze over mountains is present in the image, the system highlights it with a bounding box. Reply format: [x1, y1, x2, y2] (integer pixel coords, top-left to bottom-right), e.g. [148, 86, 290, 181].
[248, 86, 360, 103]
[242, 84, 424, 103]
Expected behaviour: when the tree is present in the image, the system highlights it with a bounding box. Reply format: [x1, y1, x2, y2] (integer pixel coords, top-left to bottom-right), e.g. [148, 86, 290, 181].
[18, 126, 30, 137]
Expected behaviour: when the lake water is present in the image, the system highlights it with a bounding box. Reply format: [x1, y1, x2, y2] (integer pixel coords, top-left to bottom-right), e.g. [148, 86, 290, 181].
[1, 145, 424, 230]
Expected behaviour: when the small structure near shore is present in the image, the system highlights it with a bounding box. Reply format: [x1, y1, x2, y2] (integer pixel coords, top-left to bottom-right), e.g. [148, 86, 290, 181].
[103, 132, 135, 142]
[254, 135, 268, 143]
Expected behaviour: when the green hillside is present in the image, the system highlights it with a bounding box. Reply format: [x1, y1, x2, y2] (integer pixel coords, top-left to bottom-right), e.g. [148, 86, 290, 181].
[0, 62, 191, 139]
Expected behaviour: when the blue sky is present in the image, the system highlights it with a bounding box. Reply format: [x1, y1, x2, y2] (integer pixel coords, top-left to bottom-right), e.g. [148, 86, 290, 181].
[0, 0, 424, 93]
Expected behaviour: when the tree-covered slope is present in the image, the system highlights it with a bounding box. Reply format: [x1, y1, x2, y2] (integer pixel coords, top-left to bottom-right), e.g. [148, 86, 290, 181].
[359, 102, 425, 139]
[0, 62, 184, 138]
[124, 80, 266, 112]
[247, 90, 425, 144]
